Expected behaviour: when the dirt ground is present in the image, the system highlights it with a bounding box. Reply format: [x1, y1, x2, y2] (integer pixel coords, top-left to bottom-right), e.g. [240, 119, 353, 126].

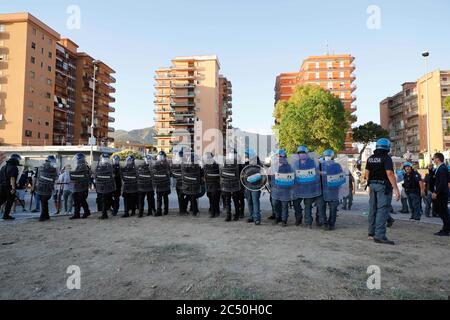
[1, 209, 449, 300]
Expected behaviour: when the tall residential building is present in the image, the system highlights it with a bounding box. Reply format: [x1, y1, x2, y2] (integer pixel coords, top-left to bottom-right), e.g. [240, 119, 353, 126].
[74, 53, 116, 146]
[0, 13, 59, 146]
[0, 12, 116, 147]
[154, 55, 232, 155]
[275, 54, 357, 151]
[380, 70, 450, 156]
[219, 75, 233, 152]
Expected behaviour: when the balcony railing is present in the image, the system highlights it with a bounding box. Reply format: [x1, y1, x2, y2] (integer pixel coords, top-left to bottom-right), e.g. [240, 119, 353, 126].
[171, 102, 195, 108]
[108, 127, 115, 133]
[108, 116, 115, 123]
[171, 83, 195, 89]
[155, 74, 195, 80]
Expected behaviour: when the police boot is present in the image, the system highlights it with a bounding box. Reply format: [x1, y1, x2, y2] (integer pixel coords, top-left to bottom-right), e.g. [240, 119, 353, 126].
[81, 212, 91, 219]
[138, 211, 144, 218]
[39, 213, 50, 222]
[99, 213, 108, 220]
[225, 212, 232, 222]
[155, 209, 162, 217]
[233, 213, 240, 221]
[400, 198, 409, 214]
[69, 213, 81, 220]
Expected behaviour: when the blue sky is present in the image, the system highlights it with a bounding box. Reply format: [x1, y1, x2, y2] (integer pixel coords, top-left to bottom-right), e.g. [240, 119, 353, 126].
[2, 0, 449, 133]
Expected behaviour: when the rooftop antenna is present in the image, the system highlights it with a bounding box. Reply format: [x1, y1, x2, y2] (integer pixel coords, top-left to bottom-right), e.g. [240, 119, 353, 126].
[326, 41, 330, 55]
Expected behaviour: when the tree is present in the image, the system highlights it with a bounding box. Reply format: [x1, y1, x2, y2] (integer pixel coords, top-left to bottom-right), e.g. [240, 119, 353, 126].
[445, 97, 450, 135]
[112, 149, 143, 161]
[273, 85, 351, 154]
[352, 121, 389, 160]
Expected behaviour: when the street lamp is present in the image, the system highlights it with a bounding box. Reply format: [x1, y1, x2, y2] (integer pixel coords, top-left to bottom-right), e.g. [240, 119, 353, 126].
[90, 60, 100, 165]
[422, 51, 431, 161]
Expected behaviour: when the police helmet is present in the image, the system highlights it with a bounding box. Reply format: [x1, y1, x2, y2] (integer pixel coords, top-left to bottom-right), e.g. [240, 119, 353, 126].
[112, 155, 121, 165]
[376, 138, 391, 152]
[323, 150, 335, 159]
[297, 146, 309, 154]
[73, 153, 86, 164]
[157, 151, 167, 161]
[403, 162, 413, 169]
[277, 149, 287, 158]
[7, 153, 22, 166]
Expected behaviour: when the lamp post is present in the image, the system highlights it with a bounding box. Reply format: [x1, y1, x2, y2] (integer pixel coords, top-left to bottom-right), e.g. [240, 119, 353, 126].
[422, 51, 431, 161]
[90, 60, 100, 165]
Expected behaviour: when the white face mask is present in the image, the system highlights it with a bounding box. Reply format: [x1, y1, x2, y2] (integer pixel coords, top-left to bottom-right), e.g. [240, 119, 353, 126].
[325, 156, 332, 162]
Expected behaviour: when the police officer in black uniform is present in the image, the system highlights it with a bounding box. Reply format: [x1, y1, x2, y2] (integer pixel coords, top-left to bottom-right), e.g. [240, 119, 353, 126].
[171, 149, 187, 215]
[112, 155, 122, 216]
[203, 152, 221, 218]
[0, 154, 21, 221]
[121, 156, 139, 218]
[35, 156, 58, 222]
[152, 151, 171, 216]
[70, 153, 92, 220]
[95, 154, 116, 220]
[402, 162, 425, 221]
[365, 139, 400, 245]
[220, 152, 242, 222]
[182, 153, 203, 216]
[138, 155, 156, 218]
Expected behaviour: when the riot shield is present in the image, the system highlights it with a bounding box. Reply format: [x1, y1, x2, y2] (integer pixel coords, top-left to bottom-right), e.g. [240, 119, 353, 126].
[240, 164, 269, 192]
[270, 155, 295, 202]
[289, 152, 322, 199]
[321, 157, 349, 202]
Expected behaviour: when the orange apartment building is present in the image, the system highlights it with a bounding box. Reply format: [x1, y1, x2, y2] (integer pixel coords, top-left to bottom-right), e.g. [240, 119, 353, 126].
[0, 13, 116, 147]
[154, 55, 232, 155]
[380, 70, 450, 157]
[275, 54, 357, 151]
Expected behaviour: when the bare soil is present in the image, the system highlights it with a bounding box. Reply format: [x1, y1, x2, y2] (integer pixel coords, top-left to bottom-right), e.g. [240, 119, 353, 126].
[1, 210, 449, 300]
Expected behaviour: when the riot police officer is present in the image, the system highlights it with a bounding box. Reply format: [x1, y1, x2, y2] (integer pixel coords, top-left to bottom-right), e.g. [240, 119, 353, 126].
[182, 153, 204, 216]
[112, 155, 122, 216]
[152, 151, 171, 216]
[121, 156, 139, 218]
[70, 153, 92, 220]
[35, 156, 58, 222]
[220, 151, 242, 222]
[402, 162, 425, 221]
[365, 138, 400, 245]
[291, 146, 322, 228]
[0, 154, 22, 220]
[95, 154, 116, 220]
[321, 150, 348, 231]
[203, 152, 221, 218]
[270, 149, 295, 227]
[171, 149, 187, 214]
[243, 149, 263, 224]
[138, 155, 156, 218]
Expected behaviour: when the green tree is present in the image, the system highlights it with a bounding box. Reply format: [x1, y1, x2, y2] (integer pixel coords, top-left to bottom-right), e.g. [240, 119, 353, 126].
[352, 121, 389, 160]
[273, 85, 351, 154]
[112, 149, 143, 161]
[445, 97, 450, 135]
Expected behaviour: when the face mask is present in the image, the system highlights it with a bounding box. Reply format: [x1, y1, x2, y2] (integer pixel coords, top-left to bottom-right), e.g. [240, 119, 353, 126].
[325, 157, 332, 162]
[299, 154, 308, 161]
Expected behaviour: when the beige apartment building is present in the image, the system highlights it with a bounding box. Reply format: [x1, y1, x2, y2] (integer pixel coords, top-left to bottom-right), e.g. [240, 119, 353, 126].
[0, 13, 116, 147]
[154, 55, 232, 155]
[380, 70, 450, 157]
[275, 54, 357, 151]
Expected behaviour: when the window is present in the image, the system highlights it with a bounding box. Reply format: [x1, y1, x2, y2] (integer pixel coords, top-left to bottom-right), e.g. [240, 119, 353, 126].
[31, 56, 36, 64]
[27, 117, 33, 123]
[0, 25, 5, 32]
[327, 62, 333, 69]
[32, 28, 37, 35]
[48, 52, 52, 59]
[30, 71, 35, 79]
[47, 79, 52, 85]
[45, 106, 51, 112]
[45, 92, 51, 99]
[29, 86, 34, 93]
[41, 62, 44, 68]
[315, 62, 320, 69]
[48, 66, 52, 72]
[315, 72, 320, 79]
[328, 72, 333, 79]
[328, 82, 333, 90]
[31, 42, 36, 50]
[340, 72, 345, 78]
[28, 101, 34, 108]
[25, 130, 32, 138]
[45, 121, 50, 126]
[38, 132, 41, 139]
[41, 48, 44, 55]
[340, 61, 345, 68]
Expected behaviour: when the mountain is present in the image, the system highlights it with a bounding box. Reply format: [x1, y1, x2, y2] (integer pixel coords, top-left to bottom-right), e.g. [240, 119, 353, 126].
[112, 127, 156, 145]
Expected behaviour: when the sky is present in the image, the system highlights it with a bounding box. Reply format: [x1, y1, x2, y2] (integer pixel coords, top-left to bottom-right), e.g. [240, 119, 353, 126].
[2, 0, 450, 134]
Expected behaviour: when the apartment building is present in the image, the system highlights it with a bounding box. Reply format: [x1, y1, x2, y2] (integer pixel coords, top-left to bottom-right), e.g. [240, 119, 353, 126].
[380, 71, 450, 157]
[219, 75, 233, 152]
[75, 53, 116, 146]
[0, 13, 116, 147]
[275, 54, 357, 151]
[154, 55, 232, 155]
[0, 13, 59, 146]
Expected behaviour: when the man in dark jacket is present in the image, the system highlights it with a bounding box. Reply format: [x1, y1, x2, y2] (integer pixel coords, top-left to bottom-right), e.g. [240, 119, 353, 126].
[431, 153, 450, 236]
[0, 154, 21, 220]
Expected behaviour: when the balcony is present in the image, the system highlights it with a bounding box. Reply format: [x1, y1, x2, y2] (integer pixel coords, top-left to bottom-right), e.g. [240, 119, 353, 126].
[171, 83, 195, 89]
[154, 99, 171, 105]
[108, 116, 115, 123]
[108, 127, 115, 133]
[173, 93, 195, 99]
[155, 108, 173, 114]
[170, 119, 195, 126]
[171, 110, 195, 117]
[155, 82, 171, 88]
[172, 129, 194, 135]
[170, 66, 196, 71]
[155, 74, 195, 80]
[107, 106, 115, 113]
[171, 102, 195, 108]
